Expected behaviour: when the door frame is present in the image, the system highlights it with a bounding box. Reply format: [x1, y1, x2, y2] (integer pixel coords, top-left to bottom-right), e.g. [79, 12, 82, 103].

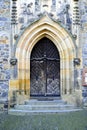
[9, 15, 76, 104]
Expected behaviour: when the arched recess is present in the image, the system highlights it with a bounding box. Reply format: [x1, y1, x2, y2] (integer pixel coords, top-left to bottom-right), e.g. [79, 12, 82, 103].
[30, 37, 60, 97]
[10, 15, 76, 102]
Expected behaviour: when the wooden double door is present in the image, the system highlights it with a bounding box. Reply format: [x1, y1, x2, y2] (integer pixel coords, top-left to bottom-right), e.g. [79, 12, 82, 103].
[30, 37, 60, 97]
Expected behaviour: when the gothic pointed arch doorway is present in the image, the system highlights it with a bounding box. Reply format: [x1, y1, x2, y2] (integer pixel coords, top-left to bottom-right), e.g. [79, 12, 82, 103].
[30, 37, 60, 97]
[9, 15, 77, 105]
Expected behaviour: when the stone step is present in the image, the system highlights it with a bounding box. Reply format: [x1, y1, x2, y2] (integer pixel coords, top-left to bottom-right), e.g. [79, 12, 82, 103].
[8, 108, 82, 115]
[14, 104, 76, 111]
[8, 100, 82, 115]
[24, 100, 67, 105]
[30, 97, 61, 101]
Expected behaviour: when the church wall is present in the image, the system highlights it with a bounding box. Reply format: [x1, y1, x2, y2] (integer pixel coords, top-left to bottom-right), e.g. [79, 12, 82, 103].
[80, 0, 87, 101]
[0, 0, 87, 104]
[0, 0, 10, 101]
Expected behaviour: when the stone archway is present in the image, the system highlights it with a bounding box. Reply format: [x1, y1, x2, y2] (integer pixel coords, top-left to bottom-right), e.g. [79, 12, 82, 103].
[9, 15, 76, 104]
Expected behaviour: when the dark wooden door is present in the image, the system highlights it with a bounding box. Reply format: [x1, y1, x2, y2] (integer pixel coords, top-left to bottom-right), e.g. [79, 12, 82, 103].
[30, 37, 60, 97]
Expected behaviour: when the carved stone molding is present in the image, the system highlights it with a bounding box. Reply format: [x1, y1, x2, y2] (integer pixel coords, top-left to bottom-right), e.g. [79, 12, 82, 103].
[10, 58, 17, 65]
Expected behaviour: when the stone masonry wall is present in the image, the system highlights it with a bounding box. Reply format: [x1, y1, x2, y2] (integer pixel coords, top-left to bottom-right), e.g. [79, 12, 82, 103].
[0, 0, 10, 101]
[80, 0, 87, 101]
[0, 0, 87, 101]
